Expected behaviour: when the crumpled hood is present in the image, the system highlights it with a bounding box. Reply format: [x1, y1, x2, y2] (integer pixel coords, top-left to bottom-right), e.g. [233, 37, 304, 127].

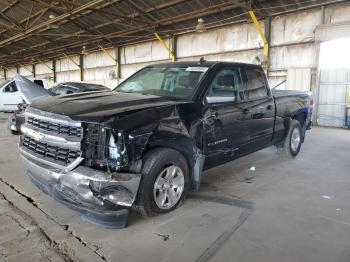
[31, 91, 187, 123]
[14, 74, 52, 103]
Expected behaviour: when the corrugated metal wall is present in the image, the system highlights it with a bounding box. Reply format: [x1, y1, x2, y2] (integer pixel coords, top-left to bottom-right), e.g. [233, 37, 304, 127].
[286, 68, 312, 91]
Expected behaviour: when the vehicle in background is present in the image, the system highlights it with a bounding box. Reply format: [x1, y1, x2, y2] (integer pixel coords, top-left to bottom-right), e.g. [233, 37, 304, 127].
[0, 78, 49, 112]
[19, 61, 313, 228]
[7, 75, 52, 134]
[49, 82, 110, 95]
[8, 77, 110, 134]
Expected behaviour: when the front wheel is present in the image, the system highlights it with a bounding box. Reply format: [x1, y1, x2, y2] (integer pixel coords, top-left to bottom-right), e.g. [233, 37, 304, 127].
[133, 148, 189, 217]
[278, 119, 303, 157]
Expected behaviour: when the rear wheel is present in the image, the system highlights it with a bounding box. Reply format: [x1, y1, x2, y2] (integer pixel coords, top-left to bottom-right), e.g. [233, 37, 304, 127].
[278, 119, 302, 157]
[133, 148, 189, 217]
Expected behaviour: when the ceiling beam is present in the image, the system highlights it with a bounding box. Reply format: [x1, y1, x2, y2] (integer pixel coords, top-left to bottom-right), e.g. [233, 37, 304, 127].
[2, 0, 188, 57]
[0, 6, 48, 35]
[0, 0, 107, 47]
[33, 1, 118, 46]
[55, 0, 155, 26]
[2, 0, 245, 63]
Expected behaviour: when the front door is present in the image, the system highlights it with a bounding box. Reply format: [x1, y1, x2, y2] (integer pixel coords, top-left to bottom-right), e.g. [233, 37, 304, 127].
[203, 67, 252, 168]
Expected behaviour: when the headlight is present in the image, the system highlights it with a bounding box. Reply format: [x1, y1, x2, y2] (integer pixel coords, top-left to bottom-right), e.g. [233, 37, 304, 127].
[107, 130, 128, 171]
[109, 132, 119, 161]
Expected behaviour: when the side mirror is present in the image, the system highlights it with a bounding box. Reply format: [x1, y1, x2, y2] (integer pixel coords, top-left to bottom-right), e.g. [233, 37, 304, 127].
[206, 91, 236, 104]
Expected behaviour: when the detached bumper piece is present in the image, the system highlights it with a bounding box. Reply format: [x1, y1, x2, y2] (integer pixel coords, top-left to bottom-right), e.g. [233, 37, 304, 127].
[21, 151, 141, 229]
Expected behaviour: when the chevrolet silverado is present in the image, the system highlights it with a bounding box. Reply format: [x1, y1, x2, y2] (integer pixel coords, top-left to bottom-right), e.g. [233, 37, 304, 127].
[19, 61, 312, 228]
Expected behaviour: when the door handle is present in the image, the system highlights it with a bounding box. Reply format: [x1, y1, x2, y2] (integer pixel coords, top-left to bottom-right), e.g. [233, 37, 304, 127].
[242, 108, 250, 115]
[267, 105, 273, 110]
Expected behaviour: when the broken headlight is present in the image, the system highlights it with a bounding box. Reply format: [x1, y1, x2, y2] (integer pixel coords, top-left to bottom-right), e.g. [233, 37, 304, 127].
[107, 130, 128, 171]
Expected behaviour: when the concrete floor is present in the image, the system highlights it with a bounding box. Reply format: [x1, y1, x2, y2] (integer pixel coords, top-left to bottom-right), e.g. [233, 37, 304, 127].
[0, 112, 350, 262]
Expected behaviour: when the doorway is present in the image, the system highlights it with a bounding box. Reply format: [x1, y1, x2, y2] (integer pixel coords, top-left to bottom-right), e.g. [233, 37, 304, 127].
[317, 38, 350, 127]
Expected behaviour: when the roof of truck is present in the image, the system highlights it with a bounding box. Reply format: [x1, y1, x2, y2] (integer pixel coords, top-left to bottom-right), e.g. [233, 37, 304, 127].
[147, 61, 262, 68]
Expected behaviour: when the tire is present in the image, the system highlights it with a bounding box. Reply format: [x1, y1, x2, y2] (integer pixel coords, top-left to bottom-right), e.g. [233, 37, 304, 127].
[6, 116, 20, 135]
[133, 148, 189, 217]
[10, 130, 20, 135]
[279, 119, 303, 158]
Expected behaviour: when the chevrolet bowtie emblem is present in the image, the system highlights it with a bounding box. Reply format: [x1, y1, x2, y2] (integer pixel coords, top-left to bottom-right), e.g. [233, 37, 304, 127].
[32, 131, 43, 142]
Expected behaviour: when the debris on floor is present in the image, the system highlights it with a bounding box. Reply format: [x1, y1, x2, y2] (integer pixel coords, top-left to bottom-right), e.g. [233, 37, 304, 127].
[154, 233, 170, 241]
[322, 195, 332, 200]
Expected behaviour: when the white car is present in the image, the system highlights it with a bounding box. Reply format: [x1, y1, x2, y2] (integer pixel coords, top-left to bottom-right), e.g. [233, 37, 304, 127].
[0, 77, 49, 112]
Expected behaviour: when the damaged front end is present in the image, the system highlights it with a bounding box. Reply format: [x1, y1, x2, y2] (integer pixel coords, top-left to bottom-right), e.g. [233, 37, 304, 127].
[19, 107, 142, 228]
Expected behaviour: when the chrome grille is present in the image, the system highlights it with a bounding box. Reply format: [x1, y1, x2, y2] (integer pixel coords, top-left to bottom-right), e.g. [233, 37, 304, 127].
[27, 115, 82, 138]
[22, 135, 81, 165]
[20, 107, 83, 170]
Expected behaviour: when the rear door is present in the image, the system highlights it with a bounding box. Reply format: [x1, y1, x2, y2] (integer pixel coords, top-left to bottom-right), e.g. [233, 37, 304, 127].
[203, 66, 252, 167]
[241, 66, 275, 150]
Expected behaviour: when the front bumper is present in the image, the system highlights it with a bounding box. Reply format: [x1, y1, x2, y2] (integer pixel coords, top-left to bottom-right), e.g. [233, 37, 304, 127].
[20, 149, 141, 228]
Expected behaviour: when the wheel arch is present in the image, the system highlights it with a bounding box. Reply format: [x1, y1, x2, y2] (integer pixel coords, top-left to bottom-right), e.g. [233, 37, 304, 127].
[144, 132, 205, 192]
[291, 108, 308, 142]
[292, 110, 307, 127]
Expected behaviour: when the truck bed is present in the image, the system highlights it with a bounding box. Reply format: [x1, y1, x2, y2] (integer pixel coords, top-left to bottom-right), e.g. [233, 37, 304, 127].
[272, 89, 310, 98]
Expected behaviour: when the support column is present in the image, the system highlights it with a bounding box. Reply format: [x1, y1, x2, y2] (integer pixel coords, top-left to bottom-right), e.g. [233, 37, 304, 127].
[53, 59, 57, 82]
[79, 54, 84, 81]
[171, 35, 177, 61]
[116, 47, 121, 79]
[32, 64, 36, 78]
[3, 68, 6, 80]
[264, 16, 271, 74]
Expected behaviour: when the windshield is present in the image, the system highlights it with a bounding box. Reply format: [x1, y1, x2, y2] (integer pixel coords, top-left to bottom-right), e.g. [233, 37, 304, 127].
[0, 80, 11, 89]
[115, 66, 208, 99]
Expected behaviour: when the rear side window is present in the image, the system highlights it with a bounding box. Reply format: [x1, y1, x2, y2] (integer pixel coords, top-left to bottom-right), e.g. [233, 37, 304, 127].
[33, 80, 44, 87]
[243, 68, 268, 100]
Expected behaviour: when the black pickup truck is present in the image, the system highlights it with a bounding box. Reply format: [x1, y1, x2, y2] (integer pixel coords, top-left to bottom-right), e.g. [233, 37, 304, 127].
[19, 61, 312, 228]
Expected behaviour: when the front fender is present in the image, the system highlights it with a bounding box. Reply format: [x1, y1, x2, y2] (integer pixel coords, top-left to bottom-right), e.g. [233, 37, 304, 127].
[147, 132, 205, 192]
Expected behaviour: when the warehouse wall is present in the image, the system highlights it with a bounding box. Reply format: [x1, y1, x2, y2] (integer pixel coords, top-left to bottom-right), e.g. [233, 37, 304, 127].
[1, 2, 350, 91]
[35, 61, 54, 82]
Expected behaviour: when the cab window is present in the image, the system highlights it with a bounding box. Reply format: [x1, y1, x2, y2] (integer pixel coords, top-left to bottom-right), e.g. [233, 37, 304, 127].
[242, 68, 268, 100]
[3, 82, 18, 93]
[207, 68, 244, 103]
